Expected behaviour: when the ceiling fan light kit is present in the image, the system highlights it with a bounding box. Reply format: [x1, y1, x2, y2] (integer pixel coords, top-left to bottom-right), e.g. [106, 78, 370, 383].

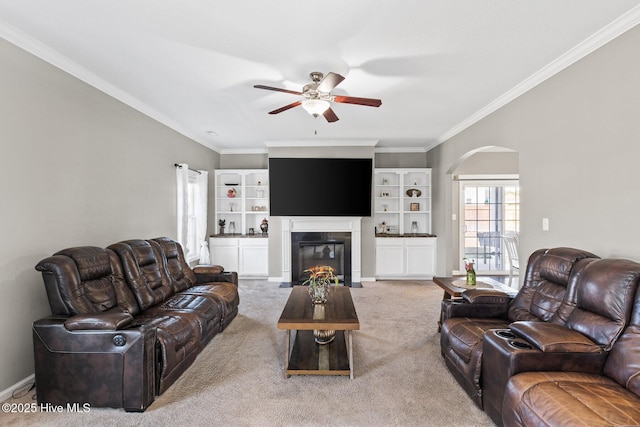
[301, 99, 330, 117]
[254, 71, 382, 123]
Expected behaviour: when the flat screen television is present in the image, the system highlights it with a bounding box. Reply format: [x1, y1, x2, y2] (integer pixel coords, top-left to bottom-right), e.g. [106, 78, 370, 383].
[269, 157, 372, 216]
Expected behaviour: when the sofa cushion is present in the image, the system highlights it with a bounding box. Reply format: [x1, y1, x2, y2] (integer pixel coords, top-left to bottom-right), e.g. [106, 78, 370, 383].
[109, 240, 174, 310]
[564, 258, 640, 350]
[503, 371, 640, 426]
[508, 248, 598, 323]
[145, 293, 222, 344]
[442, 318, 508, 363]
[150, 237, 197, 293]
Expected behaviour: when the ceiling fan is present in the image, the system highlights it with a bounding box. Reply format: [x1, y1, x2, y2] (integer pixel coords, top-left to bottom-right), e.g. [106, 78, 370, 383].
[254, 71, 382, 122]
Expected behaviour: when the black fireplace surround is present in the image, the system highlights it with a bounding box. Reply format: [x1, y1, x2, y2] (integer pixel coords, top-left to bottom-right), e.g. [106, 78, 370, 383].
[291, 232, 352, 286]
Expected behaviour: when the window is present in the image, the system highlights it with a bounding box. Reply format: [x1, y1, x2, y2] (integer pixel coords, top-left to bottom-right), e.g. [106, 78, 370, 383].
[185, 170, 199, 260]
[176, 164, 209, 264]
[459, 179, 520, 273]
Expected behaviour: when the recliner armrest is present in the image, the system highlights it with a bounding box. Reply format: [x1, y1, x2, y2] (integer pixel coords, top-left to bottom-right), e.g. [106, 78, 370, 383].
[194, 270, 238, 286]
[193, 264, 224, 274]
[463, 289, 513, 305]
[64, 307, 134, 331]
[510, 321, 603, 353]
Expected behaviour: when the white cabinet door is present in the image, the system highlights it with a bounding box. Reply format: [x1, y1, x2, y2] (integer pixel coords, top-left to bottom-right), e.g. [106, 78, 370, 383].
[210, 238, 239, 272]
[375, 238, 405, 276]
[376, 237, 437, 278]
[239, 239, 268, 276]
[406, 243, 436, 276]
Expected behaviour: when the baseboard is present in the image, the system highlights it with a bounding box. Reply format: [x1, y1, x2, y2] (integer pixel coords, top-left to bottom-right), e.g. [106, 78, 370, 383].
[359, 277, 377, 282]
[0, 374, 35, 403]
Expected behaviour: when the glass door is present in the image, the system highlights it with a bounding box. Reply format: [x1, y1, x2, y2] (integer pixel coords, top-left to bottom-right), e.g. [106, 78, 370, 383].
[459, 180, 519, 274]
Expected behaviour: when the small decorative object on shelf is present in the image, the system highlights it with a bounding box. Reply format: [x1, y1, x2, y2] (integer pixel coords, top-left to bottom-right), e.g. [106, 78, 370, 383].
[410, 202, 420, 211]
[218, 219, 226, 235]
[228, 221, 236, 234]
[411, 221, 419, 234]
[227, 188, 237, 198]
[260, 218, 269, 235]
[464, 258, 476, 286]
[406, 188, 422, 197]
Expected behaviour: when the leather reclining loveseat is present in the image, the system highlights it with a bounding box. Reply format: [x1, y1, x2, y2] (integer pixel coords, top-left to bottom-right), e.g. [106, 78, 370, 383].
[33, 237, 239, 412]
[440, 247, 640, 426]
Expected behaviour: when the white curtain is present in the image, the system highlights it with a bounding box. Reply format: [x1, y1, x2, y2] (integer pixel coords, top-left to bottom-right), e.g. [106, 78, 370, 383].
[176, 162, 189, 251]
[195, 170, 210, 264]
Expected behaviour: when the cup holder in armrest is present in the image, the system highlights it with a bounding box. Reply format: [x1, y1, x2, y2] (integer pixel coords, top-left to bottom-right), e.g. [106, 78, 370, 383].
[508, 340, 533, 350]
[496, 330, 517, 339]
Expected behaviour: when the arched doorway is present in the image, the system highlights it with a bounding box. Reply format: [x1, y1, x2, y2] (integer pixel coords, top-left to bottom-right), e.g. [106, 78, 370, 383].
[449, 147, 519, 283]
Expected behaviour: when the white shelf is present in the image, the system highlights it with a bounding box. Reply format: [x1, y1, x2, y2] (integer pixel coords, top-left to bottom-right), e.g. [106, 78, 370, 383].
[374, 168, 432, 235]
[214, 169, 269, 236]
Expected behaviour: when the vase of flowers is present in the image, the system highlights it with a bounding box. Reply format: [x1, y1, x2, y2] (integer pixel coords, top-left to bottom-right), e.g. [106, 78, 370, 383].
[464, 258, 476, 286]
[303, 265, 339, 344]
[303, 265, 339, 304]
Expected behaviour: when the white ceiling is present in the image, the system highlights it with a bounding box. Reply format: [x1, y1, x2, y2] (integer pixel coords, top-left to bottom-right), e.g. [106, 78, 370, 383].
[1, 1, 639, 153]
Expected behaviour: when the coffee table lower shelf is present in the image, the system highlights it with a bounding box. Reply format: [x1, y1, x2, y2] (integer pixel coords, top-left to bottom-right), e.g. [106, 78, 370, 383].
[285, 330, 352, 377]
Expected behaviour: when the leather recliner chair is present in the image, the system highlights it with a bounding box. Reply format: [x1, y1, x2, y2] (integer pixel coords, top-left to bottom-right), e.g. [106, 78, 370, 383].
[482, 257, 640, 425]
[440, 247, 599, 407]
[501, 268, 640, 426]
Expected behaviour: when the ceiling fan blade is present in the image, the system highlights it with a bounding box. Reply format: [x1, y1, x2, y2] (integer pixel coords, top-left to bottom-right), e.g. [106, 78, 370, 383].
[268, 101, 302, 115]
[254, 84, 303, 96]
[317, 72, 345, 93]
[333, 95, 382, 107]
[323, 107, 339, 123]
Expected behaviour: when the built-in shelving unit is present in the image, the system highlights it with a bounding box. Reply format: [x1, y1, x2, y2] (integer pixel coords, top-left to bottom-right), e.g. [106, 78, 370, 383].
[374, 168, 432, 235]
[374, 168, 436, 279]
[212, 169, 269, 278]
[214, 169, 269, 236]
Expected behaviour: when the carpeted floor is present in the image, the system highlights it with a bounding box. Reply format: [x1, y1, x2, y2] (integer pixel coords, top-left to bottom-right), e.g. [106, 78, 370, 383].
[1, 280, 494, 427]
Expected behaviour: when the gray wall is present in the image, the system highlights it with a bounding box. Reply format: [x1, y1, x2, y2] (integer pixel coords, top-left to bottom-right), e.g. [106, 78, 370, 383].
[375, 152, 428, 168]
[428, 24, 640, 278]
[0, 38, 219, 393]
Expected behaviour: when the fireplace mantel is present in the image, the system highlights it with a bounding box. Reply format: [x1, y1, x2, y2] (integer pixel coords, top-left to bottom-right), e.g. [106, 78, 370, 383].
[281, 217, 362, 284]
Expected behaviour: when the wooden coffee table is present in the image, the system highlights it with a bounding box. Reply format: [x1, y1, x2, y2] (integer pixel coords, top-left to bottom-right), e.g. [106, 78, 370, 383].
[277, 286, 359, 379]
[433, 276, 517, 331]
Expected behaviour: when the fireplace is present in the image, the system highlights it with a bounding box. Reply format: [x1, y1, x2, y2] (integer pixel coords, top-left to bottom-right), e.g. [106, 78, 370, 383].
[280, 217, 362, 286]
[292, 232, 351, 285]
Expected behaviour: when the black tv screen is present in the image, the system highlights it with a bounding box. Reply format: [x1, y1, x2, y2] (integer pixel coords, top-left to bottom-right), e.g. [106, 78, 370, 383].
[269, 158, 372, 216]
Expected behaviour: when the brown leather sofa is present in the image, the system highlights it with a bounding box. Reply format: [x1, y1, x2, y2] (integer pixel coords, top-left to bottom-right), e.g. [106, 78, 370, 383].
[33, 237, 238, 412]
[440, 247, 640, 426]
[502, 278, 640, 426]
[440, 247, 599, 407]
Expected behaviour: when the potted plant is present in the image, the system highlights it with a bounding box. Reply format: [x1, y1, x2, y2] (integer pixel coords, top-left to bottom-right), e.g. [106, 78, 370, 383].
[302, 265, 339, 304]
[463, 258, 476, 286]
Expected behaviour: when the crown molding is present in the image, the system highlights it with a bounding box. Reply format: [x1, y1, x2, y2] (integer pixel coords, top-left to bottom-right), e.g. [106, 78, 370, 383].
[264, 139, 379, 148]
[437, 4, 640, 146]
[375, 147, 427, 153]
[0, 18, 220, 153]
[219, 148, 269, 155]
